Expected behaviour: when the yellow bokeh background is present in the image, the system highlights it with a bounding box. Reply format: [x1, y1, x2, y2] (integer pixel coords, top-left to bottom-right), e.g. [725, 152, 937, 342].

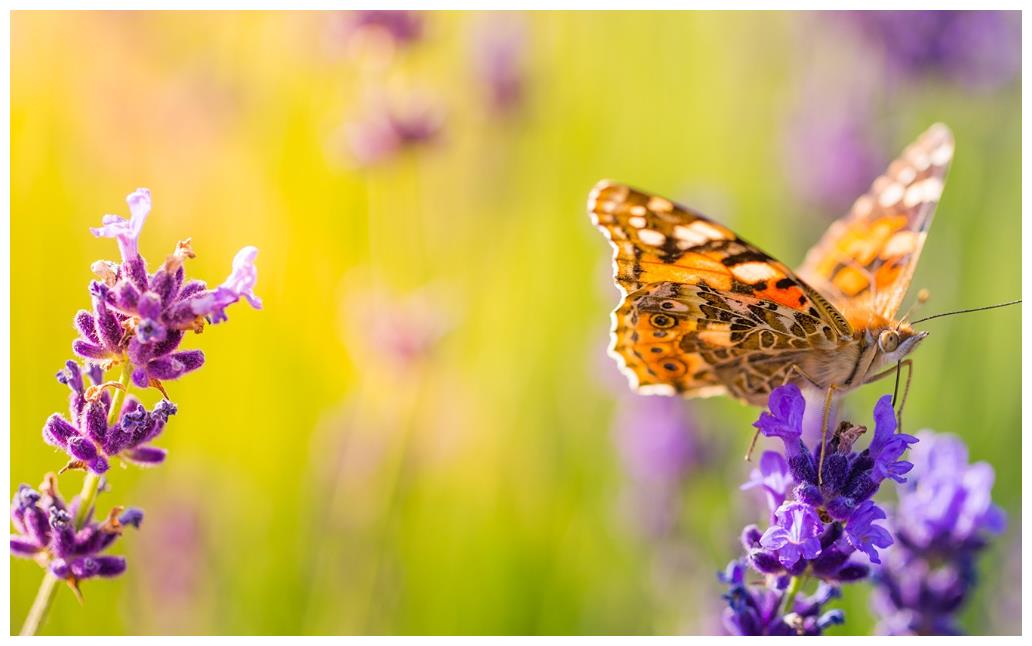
[11, 11, 1020, 635]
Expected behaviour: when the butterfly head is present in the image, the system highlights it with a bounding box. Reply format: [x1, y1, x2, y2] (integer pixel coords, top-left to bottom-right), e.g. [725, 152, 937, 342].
[870, 325, 928, 365]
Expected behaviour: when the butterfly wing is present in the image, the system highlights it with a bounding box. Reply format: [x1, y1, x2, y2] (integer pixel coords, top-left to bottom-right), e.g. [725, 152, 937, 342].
[797, 123, 954, 329]
[589, 180, 852, 403]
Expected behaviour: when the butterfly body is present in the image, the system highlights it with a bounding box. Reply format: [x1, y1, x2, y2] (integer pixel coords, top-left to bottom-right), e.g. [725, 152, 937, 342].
[590, 123, 952, 406]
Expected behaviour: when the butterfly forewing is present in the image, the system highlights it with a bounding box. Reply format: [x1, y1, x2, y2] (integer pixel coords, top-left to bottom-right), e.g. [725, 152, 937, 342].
[797, 123, 954, 329]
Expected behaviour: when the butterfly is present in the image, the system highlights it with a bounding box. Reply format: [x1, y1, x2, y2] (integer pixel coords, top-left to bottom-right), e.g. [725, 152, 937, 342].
[589, 123, 954, 417]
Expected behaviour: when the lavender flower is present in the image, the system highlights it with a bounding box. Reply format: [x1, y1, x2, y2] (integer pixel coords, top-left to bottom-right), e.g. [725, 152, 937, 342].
[871, 431, 1007, 635]
[14, 187, 260, 635]
[614, 395, 699, 536]
[11, 476, 141, 586]
[719, 560, 844, 636]
[782, 112, 885, 215]
[75, 188, 261, 390]
[721, 384, 921, 634]
[471, 16, 527, 116]
[844, 11, 1020, 91]
[342, 94, 445, 168]
[43, 361, 177, 473]
[336, 10, 425, 50]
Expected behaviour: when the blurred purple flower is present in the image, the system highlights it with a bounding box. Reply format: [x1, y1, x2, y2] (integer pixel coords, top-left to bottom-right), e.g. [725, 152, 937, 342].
[782, 111, 885, 216]
[471, 15, 527, 116]
[10, 476, 142, 586]
[337, 10, 425, 50]
[872, 431, 1007, 635]
[613, 395, 698, 536]
[343, 94, 445, 168]
[845, 11, 1020, 91]
[77, 189, 260, 390]
[341, 280, 452, 373]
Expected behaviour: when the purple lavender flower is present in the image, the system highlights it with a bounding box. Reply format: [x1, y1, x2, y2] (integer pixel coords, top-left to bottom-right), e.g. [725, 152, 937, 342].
[719, 560, 845, 636]
[737, 384, 914, 590]
[337, 10, 425, 50]
[10, 476, 142, 585]
[342, 94, 445, 168]
[782, 112, 885, 215]
[471, 16, 527, 116]
[871, 431, 1007, 635]
[75, 189, 260, 390]
[721, 385, 922, 634]
[844, 11, 1020, 91]
[43, 362, 177, 473]
[613, 395, 698, 536]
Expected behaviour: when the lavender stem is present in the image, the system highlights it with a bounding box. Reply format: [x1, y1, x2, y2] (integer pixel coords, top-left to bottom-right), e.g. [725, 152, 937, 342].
[20, 365, 131, 636]
[73, 365, 128, 530]
[19, 571, 59, 636]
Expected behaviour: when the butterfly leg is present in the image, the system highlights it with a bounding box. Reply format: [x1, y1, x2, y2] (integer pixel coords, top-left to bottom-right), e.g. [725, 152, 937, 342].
[817, 384, 840, 486]
[864, 359, 914, 433]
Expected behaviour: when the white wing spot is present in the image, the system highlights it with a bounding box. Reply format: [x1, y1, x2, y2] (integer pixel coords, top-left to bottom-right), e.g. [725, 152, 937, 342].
[889, 159, 917, 184]
[638, 229, 666, 246]
[881, 231, 921, 258]
[878, 182, 905, 208]
[673, 224, 708, 246]
[689, 221, 727, 241]
[930, 140, 954, 166]
[647, 196, 673, 212]
[731, 261, 778, 283]
[904, 145, 931, 172]
[628, 215, 647, 229]
[852, 195, 875, 217]
[903, 177, 944, 207]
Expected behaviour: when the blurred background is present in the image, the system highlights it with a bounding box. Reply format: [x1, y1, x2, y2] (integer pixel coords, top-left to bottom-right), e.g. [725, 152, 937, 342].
[10, 10, 1020, 635]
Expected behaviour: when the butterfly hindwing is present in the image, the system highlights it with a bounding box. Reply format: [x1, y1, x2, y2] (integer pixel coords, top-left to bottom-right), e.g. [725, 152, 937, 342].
[797, 123, 954, 329]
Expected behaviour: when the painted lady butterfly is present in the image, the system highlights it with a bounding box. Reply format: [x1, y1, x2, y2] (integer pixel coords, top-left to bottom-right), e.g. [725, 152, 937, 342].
[589, 123, 954, 415]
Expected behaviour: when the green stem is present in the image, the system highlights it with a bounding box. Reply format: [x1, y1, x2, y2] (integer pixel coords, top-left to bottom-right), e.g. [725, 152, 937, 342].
[781, 575, 802, 616]
[19, 571, 60, 636]
[20, 364, 131, 635]
[74, 365, 128, 529]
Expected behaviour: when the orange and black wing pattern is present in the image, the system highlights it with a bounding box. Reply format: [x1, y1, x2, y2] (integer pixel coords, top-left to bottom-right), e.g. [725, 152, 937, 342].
[589, 180, 851, 402]
[797, 123, 954, 329]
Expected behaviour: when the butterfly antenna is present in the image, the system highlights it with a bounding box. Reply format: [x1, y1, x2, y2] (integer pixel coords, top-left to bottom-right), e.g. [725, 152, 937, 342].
[911, 299, 1021, 325]
[897, 288, 931, 329]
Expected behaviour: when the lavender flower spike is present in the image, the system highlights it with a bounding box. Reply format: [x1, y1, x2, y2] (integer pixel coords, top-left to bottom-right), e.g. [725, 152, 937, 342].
[759, 501, 824, 573]
[90, 188, 151, 262]
[191, 246, 263, 324]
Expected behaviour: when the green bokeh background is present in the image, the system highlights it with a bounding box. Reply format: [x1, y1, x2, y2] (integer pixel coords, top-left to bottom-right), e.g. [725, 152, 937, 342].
[11, 11, 1020, 635]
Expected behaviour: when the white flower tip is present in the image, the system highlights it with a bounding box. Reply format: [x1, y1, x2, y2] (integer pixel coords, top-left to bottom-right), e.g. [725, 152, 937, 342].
[126, 188, 152, 223]
[233, 246, 259, 265]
